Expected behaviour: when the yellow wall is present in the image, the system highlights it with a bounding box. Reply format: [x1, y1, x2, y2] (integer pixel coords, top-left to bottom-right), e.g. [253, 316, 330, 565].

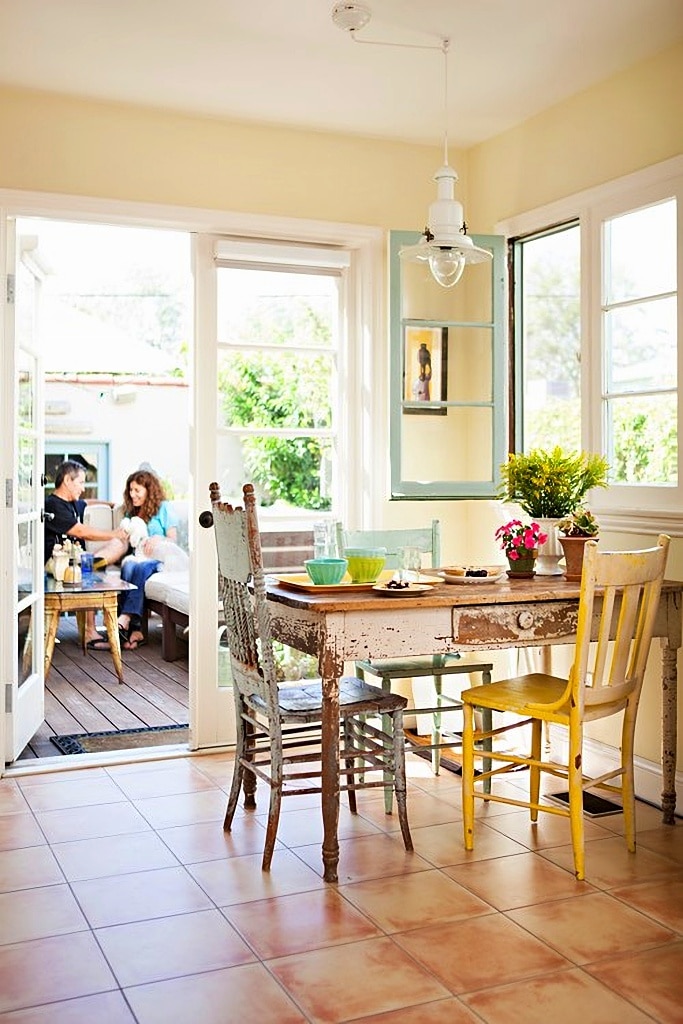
[1, 41, 681, 775]
[0, 85, 443, 228]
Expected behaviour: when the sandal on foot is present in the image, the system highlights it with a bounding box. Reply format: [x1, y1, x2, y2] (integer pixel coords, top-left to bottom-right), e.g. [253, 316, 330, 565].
[86, 637, 110, 651]
[118, 625, 130, 646]
[125, 632, 147, 651]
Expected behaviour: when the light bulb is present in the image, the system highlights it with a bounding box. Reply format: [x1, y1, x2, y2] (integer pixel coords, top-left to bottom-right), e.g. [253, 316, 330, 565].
[429, 248, 466, 288]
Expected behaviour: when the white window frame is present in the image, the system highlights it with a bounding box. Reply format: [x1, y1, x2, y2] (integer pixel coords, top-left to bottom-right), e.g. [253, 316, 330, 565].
[500, 154, 683, 536]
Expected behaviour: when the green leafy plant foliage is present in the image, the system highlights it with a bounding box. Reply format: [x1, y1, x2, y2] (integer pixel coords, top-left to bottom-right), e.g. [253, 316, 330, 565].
[556, 507, 599, 537]
[219, 350, 332, 511]
[499, 447, 609, 519]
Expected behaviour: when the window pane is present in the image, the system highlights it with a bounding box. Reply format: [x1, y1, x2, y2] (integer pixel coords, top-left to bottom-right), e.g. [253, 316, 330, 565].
[402, 408, 493, 482]
[218, 350, 332, 430]
[608, 393, 677, 485]
[519, 225, 581, 452]
[605, 296, 676, 392]
[216, 432, 333, 511]
[217, 268, 335, 349]
[605, 200, 676, 304]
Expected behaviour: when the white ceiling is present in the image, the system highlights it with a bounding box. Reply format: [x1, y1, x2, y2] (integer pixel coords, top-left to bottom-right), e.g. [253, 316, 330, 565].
[1, 0, 682, 148]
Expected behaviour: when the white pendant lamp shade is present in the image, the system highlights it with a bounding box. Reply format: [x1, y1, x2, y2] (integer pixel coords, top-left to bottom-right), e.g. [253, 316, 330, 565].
[400, 162, 492, 287]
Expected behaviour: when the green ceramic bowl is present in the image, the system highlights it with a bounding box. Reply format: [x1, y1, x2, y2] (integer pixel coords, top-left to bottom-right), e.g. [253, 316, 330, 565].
[343, 547, 387, 584]
[304, 557, 348, 585]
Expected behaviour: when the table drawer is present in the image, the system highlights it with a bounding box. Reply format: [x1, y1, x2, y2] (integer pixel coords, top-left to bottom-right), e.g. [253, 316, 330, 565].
[452, 601, 578, 645]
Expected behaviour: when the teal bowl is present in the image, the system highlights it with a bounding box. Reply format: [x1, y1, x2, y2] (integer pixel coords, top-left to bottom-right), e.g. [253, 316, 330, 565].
[304, 557, 348, 586]
[343, 547, 387, 584]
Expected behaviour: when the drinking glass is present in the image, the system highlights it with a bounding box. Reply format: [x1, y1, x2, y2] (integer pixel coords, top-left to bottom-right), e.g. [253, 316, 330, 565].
[397, 545, 422, 583]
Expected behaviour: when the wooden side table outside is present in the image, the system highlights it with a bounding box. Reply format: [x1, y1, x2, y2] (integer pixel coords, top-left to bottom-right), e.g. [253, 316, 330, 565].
[44, 574, 137, 684]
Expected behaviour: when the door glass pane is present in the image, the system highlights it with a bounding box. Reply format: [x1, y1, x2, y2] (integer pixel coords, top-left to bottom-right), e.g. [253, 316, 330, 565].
[17, 605, 35, 686]
[17, 436, 34, 509]
[17, 356, 34, 430]
[216, 432, 333, 510]
[17, 520, 34, 602]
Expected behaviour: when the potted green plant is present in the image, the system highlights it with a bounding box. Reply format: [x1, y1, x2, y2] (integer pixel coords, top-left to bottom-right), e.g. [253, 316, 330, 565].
[498, 447, 609, 576]
[556, 507, 599, 581]
[498, 447, 609, 519]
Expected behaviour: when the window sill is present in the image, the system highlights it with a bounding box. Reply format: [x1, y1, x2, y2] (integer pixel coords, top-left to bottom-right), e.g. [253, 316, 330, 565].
[595, 509, 683, 538]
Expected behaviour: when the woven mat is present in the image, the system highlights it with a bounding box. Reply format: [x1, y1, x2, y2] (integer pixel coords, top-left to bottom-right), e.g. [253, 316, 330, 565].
[50, 724, 189, 755]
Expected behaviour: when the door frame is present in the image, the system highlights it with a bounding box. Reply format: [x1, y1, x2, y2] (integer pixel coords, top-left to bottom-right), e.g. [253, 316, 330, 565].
[0, 188, 383, 768]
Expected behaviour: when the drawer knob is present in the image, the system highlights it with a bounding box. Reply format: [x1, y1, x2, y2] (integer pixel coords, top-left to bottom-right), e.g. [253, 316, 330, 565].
[517, 611, 534, 630]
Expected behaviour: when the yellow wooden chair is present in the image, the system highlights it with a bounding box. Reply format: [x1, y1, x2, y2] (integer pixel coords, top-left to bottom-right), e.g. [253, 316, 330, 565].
[461, 534, 670, 880]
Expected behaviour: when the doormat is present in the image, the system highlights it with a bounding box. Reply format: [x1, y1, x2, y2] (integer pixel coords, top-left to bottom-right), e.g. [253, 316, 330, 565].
[50, 724, 189, 755]
[406, 730, 465, 775]
[547, 790, 622, 817]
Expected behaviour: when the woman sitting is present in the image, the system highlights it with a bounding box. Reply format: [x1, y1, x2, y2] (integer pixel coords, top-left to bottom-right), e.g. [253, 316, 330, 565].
[117, 469, 178, 651]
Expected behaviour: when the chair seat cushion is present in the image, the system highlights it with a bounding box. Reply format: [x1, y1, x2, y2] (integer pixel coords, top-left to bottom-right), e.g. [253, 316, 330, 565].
[144, 570, 190, 615]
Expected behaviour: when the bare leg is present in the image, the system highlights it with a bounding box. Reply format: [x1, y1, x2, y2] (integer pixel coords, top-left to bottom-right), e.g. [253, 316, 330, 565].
[92, 537, 128, 565]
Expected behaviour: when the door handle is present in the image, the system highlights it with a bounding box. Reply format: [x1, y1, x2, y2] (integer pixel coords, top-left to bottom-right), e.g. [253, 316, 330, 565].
[198, 510, 214, 529]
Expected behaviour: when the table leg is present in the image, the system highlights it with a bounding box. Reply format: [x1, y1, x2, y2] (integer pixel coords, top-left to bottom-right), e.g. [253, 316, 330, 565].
[102, 595, 125, 684]
[320, 653, 341, 883]
[44, 607, 60, 678]
[661, 641, 678, 825]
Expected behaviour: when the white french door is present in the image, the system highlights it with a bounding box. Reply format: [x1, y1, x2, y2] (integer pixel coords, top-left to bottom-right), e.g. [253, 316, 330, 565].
[1, 224, 46, 762]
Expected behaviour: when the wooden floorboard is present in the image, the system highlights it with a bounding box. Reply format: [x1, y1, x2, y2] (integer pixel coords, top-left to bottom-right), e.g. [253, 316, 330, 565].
[15, 614, 189, 763]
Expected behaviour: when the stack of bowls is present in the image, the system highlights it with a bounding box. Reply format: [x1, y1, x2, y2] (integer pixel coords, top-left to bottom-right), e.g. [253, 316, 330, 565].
[343, 547, 387, 584]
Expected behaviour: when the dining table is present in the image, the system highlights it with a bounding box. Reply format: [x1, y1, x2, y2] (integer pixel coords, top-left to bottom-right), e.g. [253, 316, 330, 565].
[265, 571, 683, 883]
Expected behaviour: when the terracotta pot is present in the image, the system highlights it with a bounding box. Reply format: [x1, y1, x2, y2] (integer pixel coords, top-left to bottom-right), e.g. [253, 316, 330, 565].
[559, 535, 596, 581]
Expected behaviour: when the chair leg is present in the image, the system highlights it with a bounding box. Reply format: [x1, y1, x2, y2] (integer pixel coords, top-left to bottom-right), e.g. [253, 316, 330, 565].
[481, 668, 492, 795]
[462, 702, 475, 851]
[224, 709, 248, 831]
[568, 719, 585, 881]
[392, 710, 413, 851]
[242, 717, 258, 809]
[345, 719, 358, 814]
[621, 705, 637, 852]
[261, 732, 284, 871]
[530, 719, 542, 821]
[431, 674, 443, 776]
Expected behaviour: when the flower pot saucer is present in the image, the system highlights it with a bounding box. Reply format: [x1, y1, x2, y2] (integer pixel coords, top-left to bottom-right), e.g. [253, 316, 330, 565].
[506, 569, 536, 579]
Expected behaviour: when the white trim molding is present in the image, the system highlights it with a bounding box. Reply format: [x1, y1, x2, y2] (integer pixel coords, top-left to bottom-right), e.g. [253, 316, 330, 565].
[550, 727, 682, 818]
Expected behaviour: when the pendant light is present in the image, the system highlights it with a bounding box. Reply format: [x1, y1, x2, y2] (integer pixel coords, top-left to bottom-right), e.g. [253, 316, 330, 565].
[399, 38, 492, 288]
[331, 4, 491, 288]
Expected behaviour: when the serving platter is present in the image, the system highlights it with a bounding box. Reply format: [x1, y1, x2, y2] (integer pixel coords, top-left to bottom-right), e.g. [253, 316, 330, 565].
[269, 570, 393, 593]
[372, 582, 434, 597]
[439, 566, 506, 585]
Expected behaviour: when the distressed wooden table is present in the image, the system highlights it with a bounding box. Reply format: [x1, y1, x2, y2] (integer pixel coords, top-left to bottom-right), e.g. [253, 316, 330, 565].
[266, 575, 682, 883]
[45, 574, 137, 684]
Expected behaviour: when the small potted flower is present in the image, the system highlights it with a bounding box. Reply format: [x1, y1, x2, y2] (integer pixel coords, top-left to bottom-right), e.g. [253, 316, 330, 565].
[495, 519, 548, 577]
[556, 507, 599, 580]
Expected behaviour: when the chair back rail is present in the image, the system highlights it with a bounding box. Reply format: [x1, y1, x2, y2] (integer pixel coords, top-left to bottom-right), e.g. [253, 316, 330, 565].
[338, 521, 441, 569]
[570, 537, 669, 714]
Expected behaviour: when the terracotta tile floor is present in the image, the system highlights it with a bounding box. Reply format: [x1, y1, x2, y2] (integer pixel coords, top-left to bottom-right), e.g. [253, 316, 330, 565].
[0, 753, 681, 1023]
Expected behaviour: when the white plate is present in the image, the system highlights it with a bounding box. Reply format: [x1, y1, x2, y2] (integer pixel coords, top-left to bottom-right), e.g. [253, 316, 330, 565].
[372, 582, 434, 597]
[440, 566, 506, 585]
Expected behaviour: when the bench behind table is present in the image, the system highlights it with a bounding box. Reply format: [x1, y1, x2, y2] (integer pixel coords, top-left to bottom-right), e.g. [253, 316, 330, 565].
[145, 529, 315, 661]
